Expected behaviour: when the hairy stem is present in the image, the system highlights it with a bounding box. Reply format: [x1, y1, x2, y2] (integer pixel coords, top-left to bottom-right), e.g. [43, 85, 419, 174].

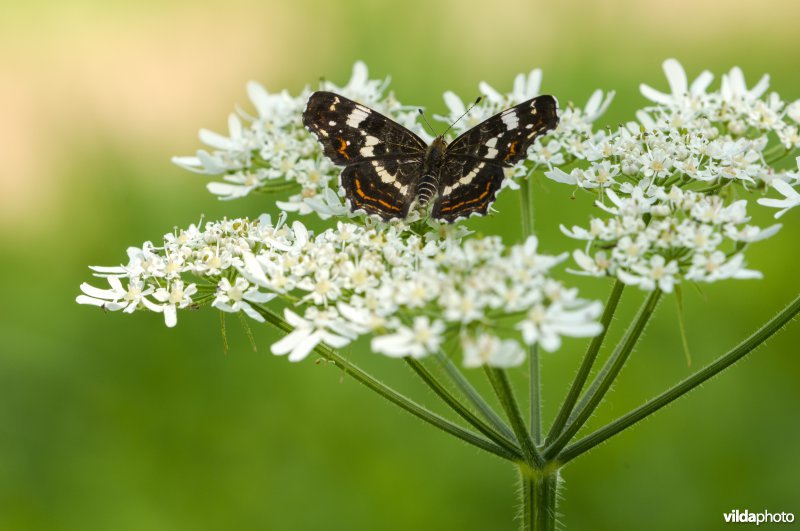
[519, 464, 560, 531]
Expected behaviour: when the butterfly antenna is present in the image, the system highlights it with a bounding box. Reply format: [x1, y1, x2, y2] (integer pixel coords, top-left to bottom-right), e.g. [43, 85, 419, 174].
[418, 108, 439, 137]
[441, 96, 482, 138]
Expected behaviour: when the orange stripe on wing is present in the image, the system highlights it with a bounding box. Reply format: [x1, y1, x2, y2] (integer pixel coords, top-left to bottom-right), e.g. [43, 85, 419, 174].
[439, 180, 494, 213]
[337, 137, 350, 160]
[354, 177, 401, 212]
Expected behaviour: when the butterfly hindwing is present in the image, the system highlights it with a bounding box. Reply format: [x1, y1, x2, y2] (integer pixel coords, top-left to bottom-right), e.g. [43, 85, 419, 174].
[340, 158, 422, 220]
[431, 158, 506, 222]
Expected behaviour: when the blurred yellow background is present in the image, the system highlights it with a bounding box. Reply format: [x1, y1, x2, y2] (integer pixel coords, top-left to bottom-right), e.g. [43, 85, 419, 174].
[2, 0, 799, 530]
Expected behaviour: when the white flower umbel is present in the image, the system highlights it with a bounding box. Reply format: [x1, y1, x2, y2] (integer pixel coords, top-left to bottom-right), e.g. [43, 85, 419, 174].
[537, 58, 798, 291]
[78, 216, 602, 367]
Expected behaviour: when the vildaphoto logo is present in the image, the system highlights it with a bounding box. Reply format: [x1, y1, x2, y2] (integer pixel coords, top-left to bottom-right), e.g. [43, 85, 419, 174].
[723, 509, 795, 525]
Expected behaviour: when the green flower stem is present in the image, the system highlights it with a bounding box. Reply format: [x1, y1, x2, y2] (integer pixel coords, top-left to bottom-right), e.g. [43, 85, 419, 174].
[565, 288, 661, 427]
[519, 176, 541, 444]
[545, 279, 625, 444]
[519, 464, 560, 531]
[485, 367, 544, 468]
[529, 344, 541, 444]
[520, 174, 536, 236]
[253, 305, 521, 461]
[557, 292, 800, 465]
[434, 352, 517, 441]
[544, 289, 662, 460]
[404, 358, 521, 455]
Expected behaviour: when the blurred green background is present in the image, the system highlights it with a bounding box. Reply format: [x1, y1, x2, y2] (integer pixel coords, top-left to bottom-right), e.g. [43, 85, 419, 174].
[2, 0, 799, 529]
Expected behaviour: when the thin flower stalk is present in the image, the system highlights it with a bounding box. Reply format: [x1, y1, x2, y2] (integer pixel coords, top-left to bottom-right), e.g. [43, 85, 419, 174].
[557, 292, 800, 464]
[404, 358, 520, 454]
[545, 279, 626, 444]
[254, 304, 523, 461]
[433, 352, 516, 441]
[544, 290, 663, 460]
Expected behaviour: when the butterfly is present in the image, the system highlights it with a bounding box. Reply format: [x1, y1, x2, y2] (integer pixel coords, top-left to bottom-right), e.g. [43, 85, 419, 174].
[302, 90, 559, 222]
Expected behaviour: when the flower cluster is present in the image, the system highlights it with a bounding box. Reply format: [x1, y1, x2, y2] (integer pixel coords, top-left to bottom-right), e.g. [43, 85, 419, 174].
[560, 185, 780, 290]
[77, 215, 603, 367]
[536, 59, 797, 290]
[172, 62, 427, 218]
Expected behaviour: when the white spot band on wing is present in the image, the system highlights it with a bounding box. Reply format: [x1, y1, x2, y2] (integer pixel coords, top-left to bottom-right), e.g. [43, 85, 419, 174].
[458, 162, 485, 185]
[371, 161, 396, 183]
[346, 106, 371, 128]
[501, 110, 519, 130]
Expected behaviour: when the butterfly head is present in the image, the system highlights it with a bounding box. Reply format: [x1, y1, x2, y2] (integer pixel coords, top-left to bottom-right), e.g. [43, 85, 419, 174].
[428, 135, 448, 158]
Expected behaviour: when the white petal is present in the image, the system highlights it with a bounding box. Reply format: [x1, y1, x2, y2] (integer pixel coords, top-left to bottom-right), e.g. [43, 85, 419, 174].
[773, 179, 800, 198]
[320, 331, 350, 349]
[288, 332, 321, 362]
[584, 89, 603, 116]
[663, 58, 688, 97]
[271, 329, 306, 355]
[283, 309, 307, 328]
[442, 91, 465, 116]
[545, 167, 576, 184]
[227, 113, 243, 140]
[749, 74, 770, 99]
[246, 81, 270, 118]
[171, 156, 205, 172]
[639, 84, 673, 105]
[196, 150, 227, 174]
[79, 282, 120, 300]
[239, 302, 266, 322]
[198, 128, 233, 151]
[76, 294, 107, 307]
[244, 290, 276, 303]
[163, 305, 177, 328]
[207, 182, 250, 199]
[526, 69, 542, 97]
[539, 331, 562, 352]
[478, 81, 503, 103]
[690, 70, 713, 94]
[241, 251, 269, 286]
[572, 249, 597, 270]
[372, 333, 413, 357]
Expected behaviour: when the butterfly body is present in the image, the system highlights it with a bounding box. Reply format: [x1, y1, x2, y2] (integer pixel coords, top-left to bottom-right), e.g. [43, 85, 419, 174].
[417, 136, 447, 206]
[303, 91, 558, 222]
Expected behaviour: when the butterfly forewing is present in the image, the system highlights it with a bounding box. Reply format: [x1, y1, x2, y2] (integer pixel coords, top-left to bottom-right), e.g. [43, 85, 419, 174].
[432, 95, 559, 221]
[445, 95, 559, 165]
[303, 91, 428, 220]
